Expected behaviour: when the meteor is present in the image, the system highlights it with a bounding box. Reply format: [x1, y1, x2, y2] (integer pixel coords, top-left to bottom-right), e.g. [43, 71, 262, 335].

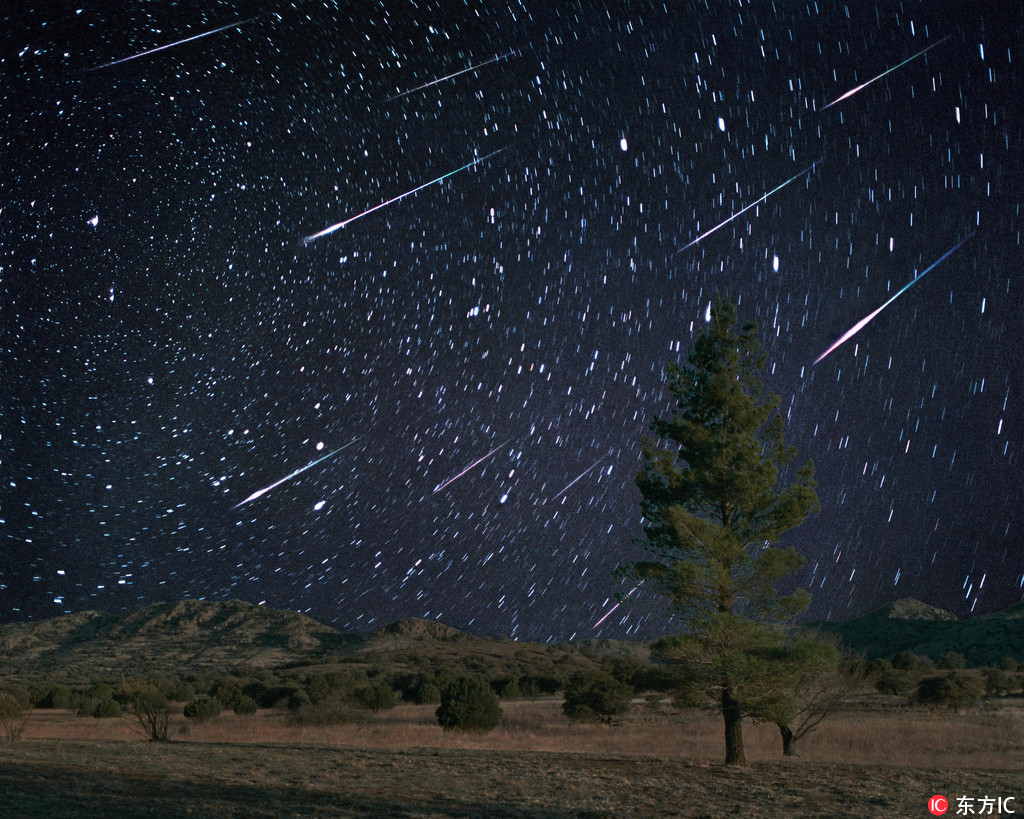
[232, 437, 361, 509]
[432, 439, 512, 495]
[86, 14, 269, 72]
[593, 586, 639, 630]
[548, 453, 611, 503]
[814, 232, 975, 365]
[385, 50, 517, 101]
[301, 149, 505, 244]
[677, 161, 820, 253]
[820, 36, 951, 110]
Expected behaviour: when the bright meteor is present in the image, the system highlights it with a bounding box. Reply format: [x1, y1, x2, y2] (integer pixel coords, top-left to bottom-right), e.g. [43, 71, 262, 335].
[821, 36, 951, 110]
[432, 439, 512, 495]
[678, 161, 820, 253]
[86, 14, 269, 72]
[385, 50, 517, 101]
[232, 437, 361, 509]
[302, 149, 504, 244]
[814, 232, 975, 365]
[549, 453, 611, 503]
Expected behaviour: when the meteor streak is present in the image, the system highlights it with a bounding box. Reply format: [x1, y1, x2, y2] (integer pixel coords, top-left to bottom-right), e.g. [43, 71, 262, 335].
[678, 161, 820, 252]
[814, 232, 975, 365]
[549, 453, 611, 503]
[593, 586, 639, 630]
[232, 437, 361, 509]
[820, 36, 950, 110]
[385, 50, 517, 101]
[432, 439, 511, 495]
[302, 149, 505, 244]
[86, 14, 269, 71]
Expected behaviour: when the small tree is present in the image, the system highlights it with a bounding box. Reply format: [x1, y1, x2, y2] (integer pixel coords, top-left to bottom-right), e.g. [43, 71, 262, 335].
[436, 676, 502, 732]
[126, 687, 172, 742]
[757, 640, 857, 757]
[619, 297, 819, 766]
[562, 672, 633, 723]
[234, 695, 259, 715]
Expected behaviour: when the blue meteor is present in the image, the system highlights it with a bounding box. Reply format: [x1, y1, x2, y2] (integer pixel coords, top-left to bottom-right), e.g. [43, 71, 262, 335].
[814, 232, 975, 365]
[232, 437, 361, 509]
[301, 149, 504, 244]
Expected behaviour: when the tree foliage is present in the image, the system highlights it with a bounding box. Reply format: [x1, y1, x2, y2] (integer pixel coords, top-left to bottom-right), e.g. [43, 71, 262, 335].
[620, 298, 819, 766]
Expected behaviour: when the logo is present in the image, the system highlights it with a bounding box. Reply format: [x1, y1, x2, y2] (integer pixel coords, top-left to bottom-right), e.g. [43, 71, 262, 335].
[928, 795, 949, 815]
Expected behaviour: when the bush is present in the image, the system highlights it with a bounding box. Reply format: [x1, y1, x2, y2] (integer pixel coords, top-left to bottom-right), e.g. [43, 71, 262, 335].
[983, 668, 1017, 695]
[183, 697, 223, 722]
[38, 685, 72, 710]
[128, 688, 172, 741]
[0, 692, 26, 741]
[562, 672, 633, 723]
[354, 683, 397, 713]
[411, 681, 441, 705]
[937, 652, 966, 670]
[497, 680, 522, 700]
[234, 695, 259, 716]
[287, 690, 312, 711]
[93, 698, 122, 718]
[875, 669, 915, 697]
[892, 651, 932, 672]
[913, 672, 984, 713]
[306, 672, 357, 705]
[436, 676, 503, 732]
[998, 657, 1018, 672]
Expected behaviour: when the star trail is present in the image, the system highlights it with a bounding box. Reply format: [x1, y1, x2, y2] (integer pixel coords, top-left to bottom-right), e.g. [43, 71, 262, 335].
[2, 2, 1021, 641]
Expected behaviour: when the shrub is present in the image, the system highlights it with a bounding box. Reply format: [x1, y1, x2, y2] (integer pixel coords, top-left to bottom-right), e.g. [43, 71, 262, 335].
[354, 683, 397, 713]
[497, 680, 522, 700]
[306, 672, 356, 705]
[436, 676, 503, 732]
[411, 681, 441, 705]
[875, 669, 915, 697]
[234, 695, 259, 716]
[127, 688, 172, 741]
[0, 692, 26, 741]
[983, 668, 1017, 695]
[998, 657, 1018, 672]
[913, 672, 984, 713]
[93, 697, 122, 718]
[183, 697, 223, 722]
[937, 652, 966, 670]
[287, 690, 312, 711]
[38, 685, 72, 710]
[562, 672, 633, 723]
[866, 658, 894, 678]
[892, 651, 932, 672]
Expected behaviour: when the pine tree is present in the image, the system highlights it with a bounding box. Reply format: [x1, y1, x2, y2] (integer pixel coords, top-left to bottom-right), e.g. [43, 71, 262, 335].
[620, 297, 819, 766]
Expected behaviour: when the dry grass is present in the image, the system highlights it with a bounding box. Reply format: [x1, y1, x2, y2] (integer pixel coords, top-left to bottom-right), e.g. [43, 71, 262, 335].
[19, 695, 1024, 769]
[4, 698, 1024, 817]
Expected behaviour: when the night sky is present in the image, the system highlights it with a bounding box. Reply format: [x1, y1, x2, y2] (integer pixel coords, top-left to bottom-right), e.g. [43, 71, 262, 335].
[3, 1, 1022, 642]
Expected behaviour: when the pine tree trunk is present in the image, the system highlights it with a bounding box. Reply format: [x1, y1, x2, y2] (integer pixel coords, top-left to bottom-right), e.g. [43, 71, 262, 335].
[778, 723, 797, 756]
[722, 686, 746, 766]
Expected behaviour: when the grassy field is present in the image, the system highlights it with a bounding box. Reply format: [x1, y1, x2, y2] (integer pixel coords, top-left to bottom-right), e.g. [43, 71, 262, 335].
[2, 698, 1023, 817]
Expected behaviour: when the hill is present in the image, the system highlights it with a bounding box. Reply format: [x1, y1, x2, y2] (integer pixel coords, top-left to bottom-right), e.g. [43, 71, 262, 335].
[803, 598, 1024, 666]
[0, 601, 605, 685]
